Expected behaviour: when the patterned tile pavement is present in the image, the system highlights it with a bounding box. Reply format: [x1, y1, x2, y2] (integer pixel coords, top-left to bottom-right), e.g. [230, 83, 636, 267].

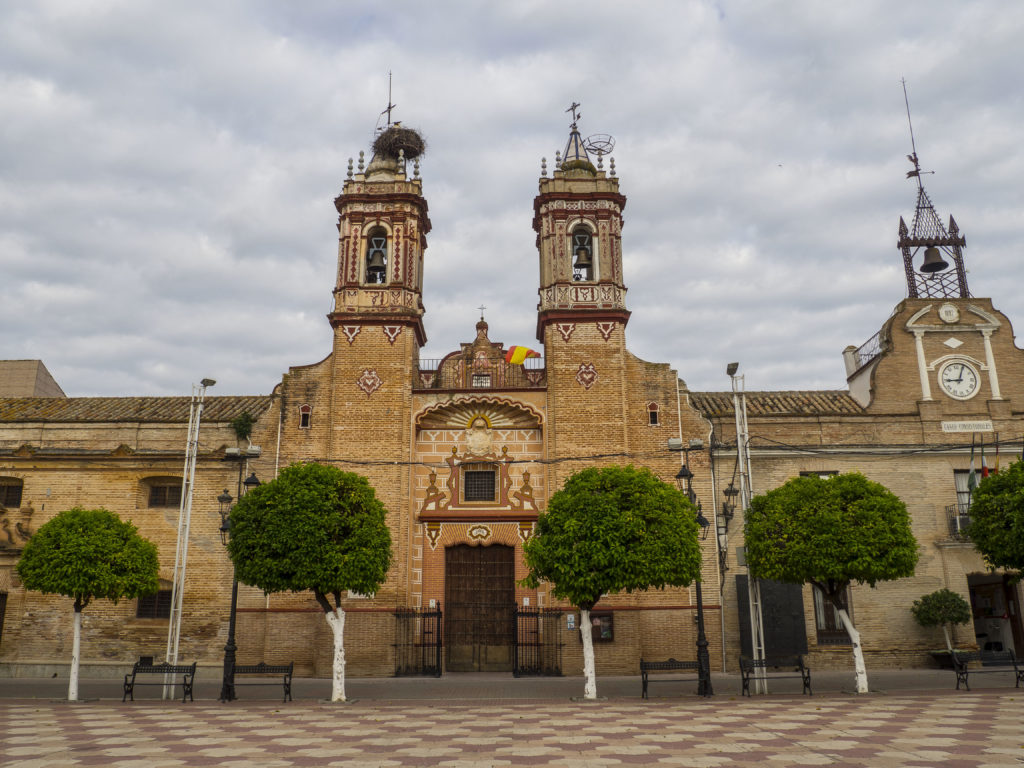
[2, 691, 1022, 768]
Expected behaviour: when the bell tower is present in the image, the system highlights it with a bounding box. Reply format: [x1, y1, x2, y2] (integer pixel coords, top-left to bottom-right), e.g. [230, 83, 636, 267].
[535, 107, 633, 477]
[330, 125, 430, 345]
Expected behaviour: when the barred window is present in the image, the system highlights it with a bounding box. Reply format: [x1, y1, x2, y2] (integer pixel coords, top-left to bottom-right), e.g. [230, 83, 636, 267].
[813, 585, 852, 646]
[136, 590, 172, 619]
[148, 484, 182, 508]
[463, 465, 497, 503]
[299, 404, 312, 429]
[0, 479, 23, 508]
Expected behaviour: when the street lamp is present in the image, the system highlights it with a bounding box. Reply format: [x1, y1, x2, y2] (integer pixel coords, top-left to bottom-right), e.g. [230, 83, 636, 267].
[671, 441, 713, 697]
[217, 472, 260, 702]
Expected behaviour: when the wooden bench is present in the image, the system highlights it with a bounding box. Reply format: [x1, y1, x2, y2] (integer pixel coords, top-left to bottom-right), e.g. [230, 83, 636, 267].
[640, 658, 699, 699]
[740, 655, 812, 696]
[123, 660, 197, 702]
[952, 650, 1022, 691]
[231, 662, 294, 702]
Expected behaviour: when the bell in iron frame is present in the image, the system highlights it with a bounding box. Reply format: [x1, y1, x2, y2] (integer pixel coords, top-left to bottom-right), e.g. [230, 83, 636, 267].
[919, 245, 949, 274]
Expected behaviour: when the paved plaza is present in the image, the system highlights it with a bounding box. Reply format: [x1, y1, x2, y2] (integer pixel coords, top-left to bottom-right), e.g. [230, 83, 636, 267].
[1, 672, 1022, 768]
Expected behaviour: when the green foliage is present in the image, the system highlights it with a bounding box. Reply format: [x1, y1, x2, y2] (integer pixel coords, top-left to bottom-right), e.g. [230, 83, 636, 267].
[911, 588, 972, 629]
[15, 507, 159, 610]
[228, 462, 393, 607]
[230, 411, 256, 441]
[745, 472, 918, 597]
[967, 460, 1024, 579]
[522, 465, 701, 610]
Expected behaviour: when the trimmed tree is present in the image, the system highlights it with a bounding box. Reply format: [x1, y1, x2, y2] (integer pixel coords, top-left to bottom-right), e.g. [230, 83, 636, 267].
[228, 462, 392, 701]
[911, 588, 972, 653]
[967, 459, 1024, 580]
[745, 472, 918, 693]
[15, 507, 159, 701]
[522, 465, 702, 699]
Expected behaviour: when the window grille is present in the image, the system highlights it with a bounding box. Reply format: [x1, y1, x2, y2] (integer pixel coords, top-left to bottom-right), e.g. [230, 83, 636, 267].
[813, 585, 851, 645]
[136, 590, 172, 619]
[463, 466, 497, 502]
[0, 480, 23, 508]
[148, 484, 182, 508]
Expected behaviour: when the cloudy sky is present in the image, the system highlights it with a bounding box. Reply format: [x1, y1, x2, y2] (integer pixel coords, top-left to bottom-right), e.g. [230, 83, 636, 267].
[3, 1, 1022, 398]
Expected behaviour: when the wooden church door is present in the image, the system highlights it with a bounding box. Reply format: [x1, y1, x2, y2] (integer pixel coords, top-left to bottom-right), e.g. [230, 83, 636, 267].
[444, 544, 515, 672]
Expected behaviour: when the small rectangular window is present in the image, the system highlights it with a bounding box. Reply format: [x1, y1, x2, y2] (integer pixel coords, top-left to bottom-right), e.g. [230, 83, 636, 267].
[299, 405, 312, 429]
[463, 466, 497, 502]
[136, 590, 172, 619]
[813, 585, 851, 645]
[648, 410, 659, 425]
[148, 485, 182, 508]
[471, 374, 491, 388]
[0, 483, 23, 508]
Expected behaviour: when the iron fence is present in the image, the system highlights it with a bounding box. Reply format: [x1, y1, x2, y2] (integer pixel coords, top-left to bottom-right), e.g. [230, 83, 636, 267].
[513, 607, 565, 677]
[393, 606, 443, 677]
[414, 358, 546, 390]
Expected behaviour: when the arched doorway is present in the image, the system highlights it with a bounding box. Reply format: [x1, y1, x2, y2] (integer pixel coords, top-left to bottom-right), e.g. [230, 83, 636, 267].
[444, 544, 515, 672]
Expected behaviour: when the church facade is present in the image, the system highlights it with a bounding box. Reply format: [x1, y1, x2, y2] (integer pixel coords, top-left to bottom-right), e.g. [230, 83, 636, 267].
[1, 114, 1022, 681]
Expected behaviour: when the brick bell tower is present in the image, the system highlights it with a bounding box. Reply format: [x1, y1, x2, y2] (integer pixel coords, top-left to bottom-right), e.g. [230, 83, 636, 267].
[323, 123, 430, 468]
[534, 106, 632, 477]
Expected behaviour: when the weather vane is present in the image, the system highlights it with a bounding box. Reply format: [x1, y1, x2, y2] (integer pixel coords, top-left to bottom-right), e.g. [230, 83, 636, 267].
[566, 101, 581, 126]
[901, 78, 933, 188]
[380, 71, 397, 128]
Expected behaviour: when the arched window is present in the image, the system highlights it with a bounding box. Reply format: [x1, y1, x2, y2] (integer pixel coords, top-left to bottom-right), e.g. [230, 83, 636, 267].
[571, 226, 594, 282]
[0, 478, 23, 508]
[299, 404, 312, 429]
[647, 402, 660, 426]
[365, 226, 389, 285]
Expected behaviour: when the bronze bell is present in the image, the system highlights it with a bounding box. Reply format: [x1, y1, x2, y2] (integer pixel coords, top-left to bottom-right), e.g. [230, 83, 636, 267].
[366, 251, 386, 280]
[574, 246, 593, 270]
[920, 246, 949, 273]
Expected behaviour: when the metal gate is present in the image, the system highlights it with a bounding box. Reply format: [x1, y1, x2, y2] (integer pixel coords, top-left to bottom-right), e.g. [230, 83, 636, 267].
[445, 544, 515, 672]
[393, 606, 443, 677]
[513, 606, 565, 677]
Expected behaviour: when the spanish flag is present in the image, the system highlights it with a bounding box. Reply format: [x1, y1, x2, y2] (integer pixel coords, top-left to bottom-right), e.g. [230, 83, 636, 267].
[505, 346, 541, 365]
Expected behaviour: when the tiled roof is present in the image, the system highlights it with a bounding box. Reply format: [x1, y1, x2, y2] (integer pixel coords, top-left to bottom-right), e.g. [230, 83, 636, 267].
[0, 396, 273, 423]
[688, 390, 864, 417]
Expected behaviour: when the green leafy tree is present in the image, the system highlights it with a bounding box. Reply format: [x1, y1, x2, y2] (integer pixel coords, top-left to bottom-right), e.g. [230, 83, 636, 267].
[967, 460, 1024, 580]
[522, 465, 702, 699]
[911, 588, 972, 653]
[745, 472, 918, 693]
[228, 462, 392, 701]
[15, 507, 159, 701]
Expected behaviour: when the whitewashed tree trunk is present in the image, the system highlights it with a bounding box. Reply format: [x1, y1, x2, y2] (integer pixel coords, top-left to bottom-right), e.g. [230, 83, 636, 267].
[324, 607, 346, 702]
[941, 624, 953, 653]
[837, 608, 868, 694]
[580, 608, 597, 699]
[68, 608, 82, 702]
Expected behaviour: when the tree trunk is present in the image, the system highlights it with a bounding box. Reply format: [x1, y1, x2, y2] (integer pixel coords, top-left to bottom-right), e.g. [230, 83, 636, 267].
[942, 624, 953, 653]
[324, 607, 346, 702]
[68, 606, 82, 702]
[579, 608, 597, 699]
[836, 608, 868, 694]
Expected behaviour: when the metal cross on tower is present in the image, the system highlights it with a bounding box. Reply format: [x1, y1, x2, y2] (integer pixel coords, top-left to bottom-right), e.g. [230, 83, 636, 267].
[566, 101, 581, 125]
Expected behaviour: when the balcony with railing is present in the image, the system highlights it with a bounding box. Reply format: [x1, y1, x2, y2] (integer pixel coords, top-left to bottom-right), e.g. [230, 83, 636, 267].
[945, 502, 972, 540]
[414, 357, 546, 391]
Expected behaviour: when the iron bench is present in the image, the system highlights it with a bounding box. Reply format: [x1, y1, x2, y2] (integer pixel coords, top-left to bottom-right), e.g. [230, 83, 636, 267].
[952, 650, 1022, 690]
[640, 658, 699, 699]
[123, 660, 197, 702]
[739, 654, 812, 696]
[231, 662, 294, 702]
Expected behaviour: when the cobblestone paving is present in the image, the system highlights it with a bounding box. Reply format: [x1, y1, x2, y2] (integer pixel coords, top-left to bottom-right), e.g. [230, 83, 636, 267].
[2, 691, 1022, 768]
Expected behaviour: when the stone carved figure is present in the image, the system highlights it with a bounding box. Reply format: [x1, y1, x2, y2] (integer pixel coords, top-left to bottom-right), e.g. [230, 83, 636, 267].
[465, 416, 493, 456]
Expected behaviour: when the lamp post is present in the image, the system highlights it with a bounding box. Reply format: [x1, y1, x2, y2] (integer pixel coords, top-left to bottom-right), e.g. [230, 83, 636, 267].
[217, 471, 260, 703]
[673, 442, 713, 697]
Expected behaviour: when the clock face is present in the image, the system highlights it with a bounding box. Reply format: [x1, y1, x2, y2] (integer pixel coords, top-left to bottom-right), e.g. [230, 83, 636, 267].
[938, 360, 980, 400]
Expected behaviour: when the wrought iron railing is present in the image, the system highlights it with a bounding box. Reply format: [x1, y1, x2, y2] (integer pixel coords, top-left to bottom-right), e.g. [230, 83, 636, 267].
[513, 606, 565, 677]
[393, 606, 443, 677]
[414, 357, 546, 390]
[945, 502, 972, 540]
[852, 330, 883, 372]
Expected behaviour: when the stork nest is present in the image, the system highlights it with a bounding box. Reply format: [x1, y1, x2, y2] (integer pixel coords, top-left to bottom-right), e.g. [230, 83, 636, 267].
[373, 126, 426, 160]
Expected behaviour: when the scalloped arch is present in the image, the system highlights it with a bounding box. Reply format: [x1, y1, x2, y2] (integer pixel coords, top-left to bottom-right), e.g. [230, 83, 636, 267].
[415, 396, 543, 429]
